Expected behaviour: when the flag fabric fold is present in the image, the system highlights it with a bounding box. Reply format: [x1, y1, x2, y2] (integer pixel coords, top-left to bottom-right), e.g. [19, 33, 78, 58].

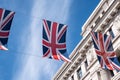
[91, 31, 120, 71]
[0, 8, 15, 50]
[42, 19, 71, 62]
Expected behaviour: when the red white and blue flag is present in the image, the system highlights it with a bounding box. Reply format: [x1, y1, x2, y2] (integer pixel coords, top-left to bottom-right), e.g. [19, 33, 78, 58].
[0, 8, 15, 50]
[42, 19, 71, 62]
[91, 32, 120, 71]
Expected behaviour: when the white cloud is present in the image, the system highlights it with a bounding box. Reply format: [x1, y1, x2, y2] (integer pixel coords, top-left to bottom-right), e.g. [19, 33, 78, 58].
[12, 0, 72, 80]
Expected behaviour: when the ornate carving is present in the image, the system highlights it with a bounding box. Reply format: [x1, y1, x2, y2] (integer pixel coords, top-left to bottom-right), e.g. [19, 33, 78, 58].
[114, 14, 120, 23]
[112, 14, 120, 36]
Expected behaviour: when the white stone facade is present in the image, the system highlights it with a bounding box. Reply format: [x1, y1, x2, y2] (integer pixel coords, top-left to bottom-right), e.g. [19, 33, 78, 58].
[53, 0, 120, 80]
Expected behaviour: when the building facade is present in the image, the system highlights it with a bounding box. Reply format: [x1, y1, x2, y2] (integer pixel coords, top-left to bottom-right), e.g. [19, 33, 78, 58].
[53, 0, 120, 80]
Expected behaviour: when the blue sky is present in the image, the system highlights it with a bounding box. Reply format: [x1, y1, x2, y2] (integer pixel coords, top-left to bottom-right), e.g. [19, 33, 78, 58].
[0, 0, 99, 80]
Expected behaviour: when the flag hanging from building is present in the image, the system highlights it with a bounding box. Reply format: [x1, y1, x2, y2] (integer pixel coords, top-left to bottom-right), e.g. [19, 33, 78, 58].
[0, 8, 15, 50]
[42, 19, 71, 62]
[91, 31, 120, 71]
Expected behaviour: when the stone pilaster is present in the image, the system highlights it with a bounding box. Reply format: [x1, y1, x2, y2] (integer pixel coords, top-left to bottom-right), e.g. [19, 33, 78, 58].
[73, 71, 79, 80]
[81, 62, 87, 75]
[100, 69, 111, 80]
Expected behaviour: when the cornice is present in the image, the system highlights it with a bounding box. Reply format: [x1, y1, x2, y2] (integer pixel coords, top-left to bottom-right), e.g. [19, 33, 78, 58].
[81, 0, 106, 35]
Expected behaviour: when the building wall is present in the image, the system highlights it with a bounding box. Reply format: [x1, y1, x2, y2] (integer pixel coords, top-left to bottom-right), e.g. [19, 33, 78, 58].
[53, 0, 120, 80]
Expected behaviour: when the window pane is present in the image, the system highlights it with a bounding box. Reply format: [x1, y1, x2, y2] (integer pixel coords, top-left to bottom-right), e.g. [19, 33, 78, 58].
[77, 68, 82, 78]
[109, 28, 115, 38]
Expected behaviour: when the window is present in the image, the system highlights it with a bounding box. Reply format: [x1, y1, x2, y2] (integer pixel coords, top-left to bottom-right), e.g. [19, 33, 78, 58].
[71, 76, 74, 80]
[77, 68, 82, 79]
[68, 76, 74, 80]
[109, 70, 114, 77]
[108, 28, 115, 39]
[85, 60, 88, 69]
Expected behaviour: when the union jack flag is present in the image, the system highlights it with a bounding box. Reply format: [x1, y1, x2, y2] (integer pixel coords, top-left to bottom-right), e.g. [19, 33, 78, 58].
[0, 8, 15, 50]
[91, 32, 120, 71]
[42, 19, 71, 62]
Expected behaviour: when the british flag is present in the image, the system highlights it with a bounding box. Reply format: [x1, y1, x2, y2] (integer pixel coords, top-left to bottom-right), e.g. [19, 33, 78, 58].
[42, 19, 71, 62]
[91, 32, 120, 71]
[0, 8, 15, 50]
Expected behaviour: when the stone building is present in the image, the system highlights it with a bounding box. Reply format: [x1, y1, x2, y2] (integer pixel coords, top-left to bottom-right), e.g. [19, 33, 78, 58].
[53, 0, 120, 80]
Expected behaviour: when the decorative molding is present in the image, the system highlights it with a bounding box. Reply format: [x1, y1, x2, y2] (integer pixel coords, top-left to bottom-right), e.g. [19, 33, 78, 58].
[111, 72, 120, 80]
